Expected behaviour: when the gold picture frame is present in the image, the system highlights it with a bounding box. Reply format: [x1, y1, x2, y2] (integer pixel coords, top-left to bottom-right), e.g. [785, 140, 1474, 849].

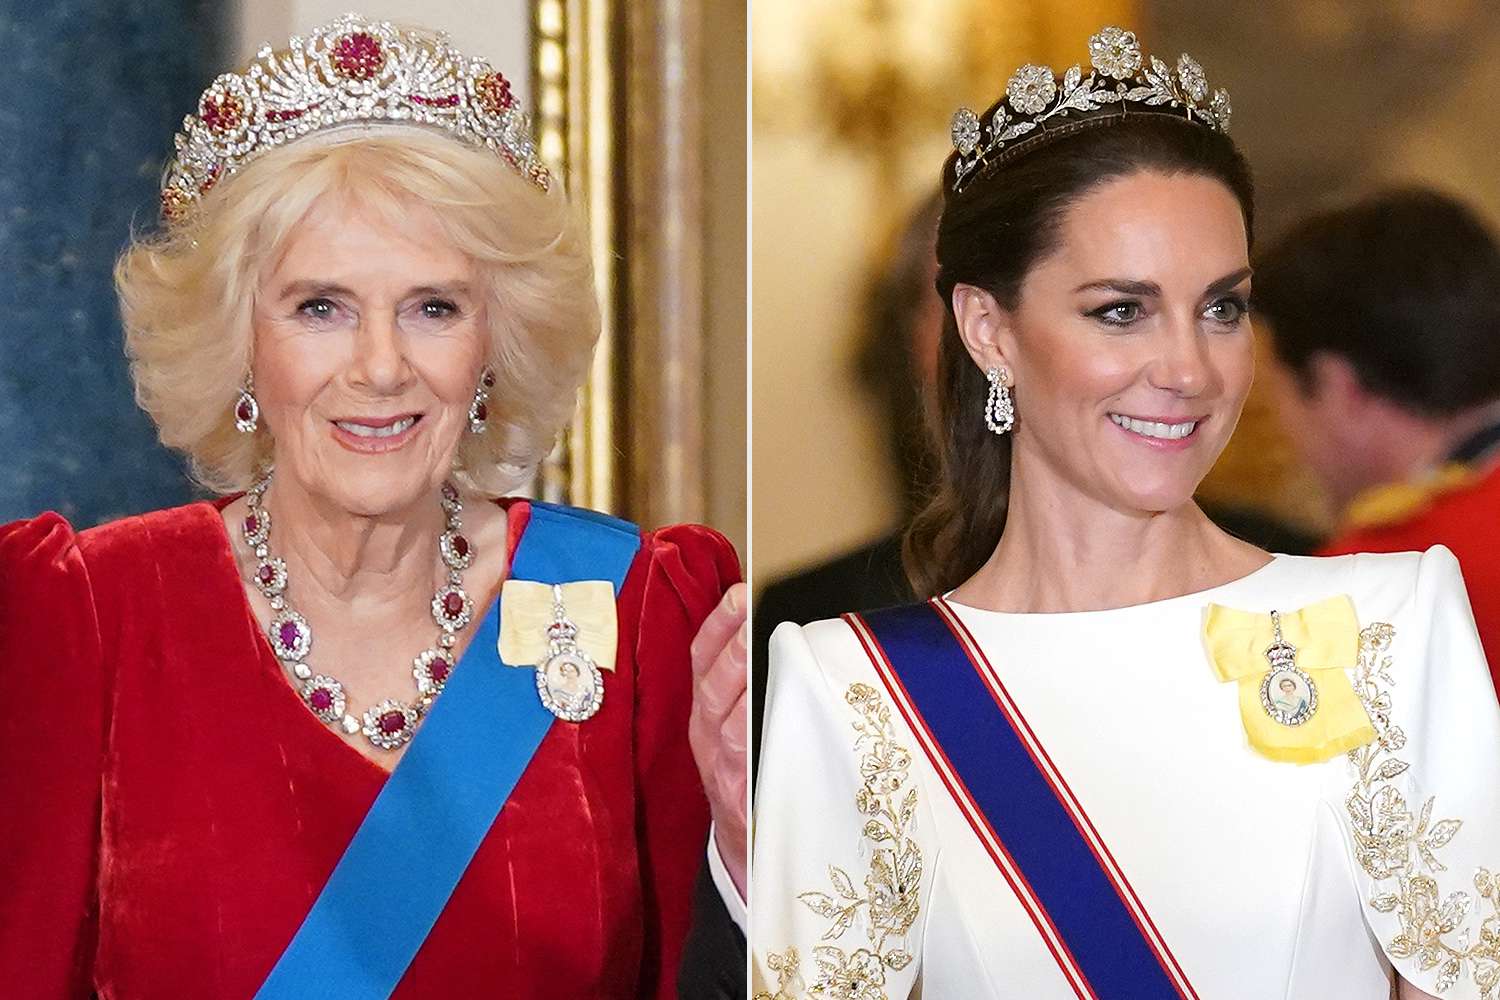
[530, 0, 715, 528]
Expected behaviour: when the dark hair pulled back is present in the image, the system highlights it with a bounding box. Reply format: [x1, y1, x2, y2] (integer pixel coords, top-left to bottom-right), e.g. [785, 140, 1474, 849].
[903, 114, 1256, 598]
[1254, 188, 1500, 418]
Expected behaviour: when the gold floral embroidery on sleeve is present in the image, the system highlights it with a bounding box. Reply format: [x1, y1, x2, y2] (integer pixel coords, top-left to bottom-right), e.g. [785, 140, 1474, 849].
[753, 682, 923, 1000]
[1345, 623, 1500, 997]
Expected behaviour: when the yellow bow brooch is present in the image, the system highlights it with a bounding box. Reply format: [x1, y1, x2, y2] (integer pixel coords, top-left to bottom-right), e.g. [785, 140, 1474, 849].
[1202, 596, 1375, 764]
[499, 579, 619, 722]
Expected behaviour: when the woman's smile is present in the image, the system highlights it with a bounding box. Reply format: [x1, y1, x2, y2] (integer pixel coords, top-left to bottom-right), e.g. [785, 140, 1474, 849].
[329, 411, 426, 453]
[1106, 412, 1207, 451]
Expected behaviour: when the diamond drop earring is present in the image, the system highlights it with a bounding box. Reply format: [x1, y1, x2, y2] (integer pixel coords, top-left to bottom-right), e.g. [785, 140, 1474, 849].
[984, 366, 1015, 435]
[234, 375, 259, 434]
[469, 367, 495, 434]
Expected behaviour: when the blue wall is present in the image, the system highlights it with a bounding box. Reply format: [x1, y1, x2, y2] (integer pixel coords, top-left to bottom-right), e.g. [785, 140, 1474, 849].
[0, 1, 229, 525]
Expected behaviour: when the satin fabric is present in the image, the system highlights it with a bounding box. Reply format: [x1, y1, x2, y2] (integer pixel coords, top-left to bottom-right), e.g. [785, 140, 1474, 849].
[0, 497, 739, 999]
[754, 547, 1500, 999]
[1201, 597, 1375, 763]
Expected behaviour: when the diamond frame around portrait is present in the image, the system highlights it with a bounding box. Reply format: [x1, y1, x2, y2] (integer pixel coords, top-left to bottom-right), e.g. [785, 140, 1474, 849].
[1260, 663, 1319, 727]
[536, 647, 604, 723]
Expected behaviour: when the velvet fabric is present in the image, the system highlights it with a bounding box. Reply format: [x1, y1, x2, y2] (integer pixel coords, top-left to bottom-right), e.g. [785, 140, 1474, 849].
[1320, 459, 1500, 696]
[0, 497, 739, 998]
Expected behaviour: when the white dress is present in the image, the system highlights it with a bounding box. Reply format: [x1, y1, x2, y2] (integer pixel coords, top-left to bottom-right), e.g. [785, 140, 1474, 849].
[751, 547, 1500, 1000]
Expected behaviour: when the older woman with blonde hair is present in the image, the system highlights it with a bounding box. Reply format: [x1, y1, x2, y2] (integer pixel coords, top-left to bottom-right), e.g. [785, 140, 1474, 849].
[0, 14, 746, 998]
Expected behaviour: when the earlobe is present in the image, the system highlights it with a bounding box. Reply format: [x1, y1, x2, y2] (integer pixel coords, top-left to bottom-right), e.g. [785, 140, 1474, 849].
[951, 283, 1015, 374]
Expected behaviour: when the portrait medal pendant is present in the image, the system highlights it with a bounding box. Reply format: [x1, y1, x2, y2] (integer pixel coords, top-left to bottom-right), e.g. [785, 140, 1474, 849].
[535, 584, 605, 723]
[1259, 610, 1319, 727]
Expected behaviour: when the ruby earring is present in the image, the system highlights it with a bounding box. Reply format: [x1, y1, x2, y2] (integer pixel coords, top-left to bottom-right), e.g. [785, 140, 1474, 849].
[234, 375, 259, 433]
[469, 367, 495, 434]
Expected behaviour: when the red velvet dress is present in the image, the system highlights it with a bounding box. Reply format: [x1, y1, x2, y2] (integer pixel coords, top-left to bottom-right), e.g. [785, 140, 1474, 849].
[0, 498, 740, 999]
[1320, 460, 1500, 697]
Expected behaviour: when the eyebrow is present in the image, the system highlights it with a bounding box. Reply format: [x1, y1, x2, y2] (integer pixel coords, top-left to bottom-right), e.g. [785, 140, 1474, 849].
[275, 279, 474, 300]
[1072, 267, 1253, 298]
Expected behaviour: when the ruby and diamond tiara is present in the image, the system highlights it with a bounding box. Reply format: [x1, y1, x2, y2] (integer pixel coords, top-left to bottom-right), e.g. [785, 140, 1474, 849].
[949, 26, 1231, 194]
[161, 12, 549, 223]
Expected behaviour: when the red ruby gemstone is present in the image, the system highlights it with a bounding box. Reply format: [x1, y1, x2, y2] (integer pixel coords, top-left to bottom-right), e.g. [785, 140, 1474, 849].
[482, 371, 495, 388]
[332, 32, 384, 80]
[309, 688, 333, 711]
[473, 402, 488, 422]
[265, 105, 312, 123]
[258, 564, 275, 585]
[379, 710, 406, 735]
[278, 621, 301, 648]
[430, 658, 450, 682]
[200, 94, 243, 132]
[236, 399, 254, 422]
[443, 592, 465, 618]
[244, 514, 259, 535]
[473, 72, 514, 114]
[452, 535, 469, 558]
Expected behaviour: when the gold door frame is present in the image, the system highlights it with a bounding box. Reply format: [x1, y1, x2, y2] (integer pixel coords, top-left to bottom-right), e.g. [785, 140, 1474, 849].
[531, 0, 710, 527]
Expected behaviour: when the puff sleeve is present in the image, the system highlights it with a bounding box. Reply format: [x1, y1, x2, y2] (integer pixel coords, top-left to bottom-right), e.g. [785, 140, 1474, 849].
[751, 621, 930, 1000]
[0, 514, 106, 996]
[622, 523, 741, 999]
[1341, 545, 1500, 996]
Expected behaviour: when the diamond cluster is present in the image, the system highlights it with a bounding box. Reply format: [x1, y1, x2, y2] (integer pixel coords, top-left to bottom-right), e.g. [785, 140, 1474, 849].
[245, 472, 476, 751]
[162, 12, 549, 222]
[949, 26, 1232, 193]
[535, 584, 605, 723]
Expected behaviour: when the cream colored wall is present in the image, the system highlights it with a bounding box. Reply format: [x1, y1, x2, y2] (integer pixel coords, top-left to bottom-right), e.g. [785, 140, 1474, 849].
[751, 136, 906, 582]
[750, 0, 1134, 583]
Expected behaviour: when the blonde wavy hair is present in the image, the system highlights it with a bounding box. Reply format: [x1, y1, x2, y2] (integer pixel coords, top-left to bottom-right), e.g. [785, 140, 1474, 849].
[115, 130, 597, 496]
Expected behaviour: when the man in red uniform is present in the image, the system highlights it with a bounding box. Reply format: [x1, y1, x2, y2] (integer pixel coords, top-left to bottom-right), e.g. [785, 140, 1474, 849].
[1255, 188, 1500, 695]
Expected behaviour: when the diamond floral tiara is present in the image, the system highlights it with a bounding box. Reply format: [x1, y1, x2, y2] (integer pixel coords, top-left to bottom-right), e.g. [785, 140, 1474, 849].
[949, 26, 1231, 194]
[160, 12, 550, 223]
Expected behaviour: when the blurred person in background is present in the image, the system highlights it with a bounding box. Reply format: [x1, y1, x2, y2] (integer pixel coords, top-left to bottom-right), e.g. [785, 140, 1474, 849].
[1256, 188, 1500, 694]
[751, 193, 940, 770]
[753, 25, 1500, 999]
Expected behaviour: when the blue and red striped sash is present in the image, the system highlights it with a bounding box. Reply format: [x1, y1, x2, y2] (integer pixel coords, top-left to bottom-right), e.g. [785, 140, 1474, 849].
[847, 599, 1199, 1000]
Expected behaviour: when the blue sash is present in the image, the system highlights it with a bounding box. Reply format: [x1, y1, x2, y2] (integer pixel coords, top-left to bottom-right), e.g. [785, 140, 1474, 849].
[851, 601, 1197, 1000]
[256, 502, 641, 999]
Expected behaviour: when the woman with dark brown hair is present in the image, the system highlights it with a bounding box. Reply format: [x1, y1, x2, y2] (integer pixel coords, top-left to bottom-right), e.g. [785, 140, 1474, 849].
[752, 26, 1500, 1000]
